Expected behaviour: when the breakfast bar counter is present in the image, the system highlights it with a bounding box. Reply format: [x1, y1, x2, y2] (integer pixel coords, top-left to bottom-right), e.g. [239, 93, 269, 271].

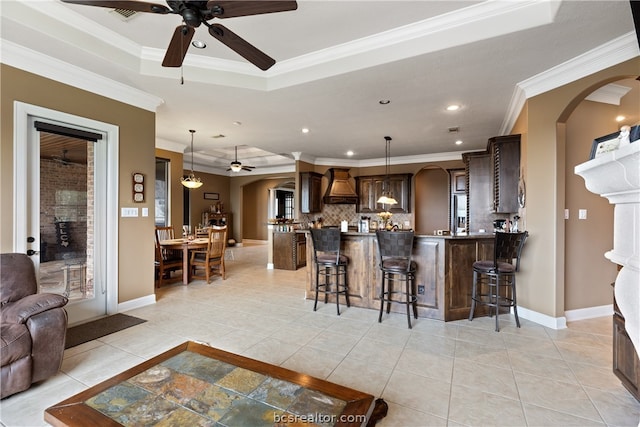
[303, 231, 495, 321]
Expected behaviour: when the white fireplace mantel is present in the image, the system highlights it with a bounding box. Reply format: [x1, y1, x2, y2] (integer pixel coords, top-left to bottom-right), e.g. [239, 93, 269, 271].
[575, 142, 640, 356]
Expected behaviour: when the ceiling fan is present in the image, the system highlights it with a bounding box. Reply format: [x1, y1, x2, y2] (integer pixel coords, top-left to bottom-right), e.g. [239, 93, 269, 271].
[227, 146, 255, 172]
[61, 0, 298, 70]
[50, 149, 81, 166]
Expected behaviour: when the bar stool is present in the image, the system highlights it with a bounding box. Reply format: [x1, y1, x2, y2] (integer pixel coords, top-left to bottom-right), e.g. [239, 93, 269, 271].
[376, 230, 418, 329]
[468, 231, 528, 332]
[310, 228, 350, 315]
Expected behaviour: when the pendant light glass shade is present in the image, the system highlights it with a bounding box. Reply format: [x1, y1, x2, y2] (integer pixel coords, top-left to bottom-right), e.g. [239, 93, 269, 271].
[377, 136, 398, 205]
[181, 129, 203, 189]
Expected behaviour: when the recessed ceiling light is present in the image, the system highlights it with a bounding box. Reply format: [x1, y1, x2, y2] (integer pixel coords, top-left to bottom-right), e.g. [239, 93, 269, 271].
[446, 104, 461, 111]
[455, 140, 463, 145]
[616, 115, 626, 122]
[191, 40, 206, 49]
[346, 150, 354, 156]
[379, 100, 391, 105]
[301, 128, 310, 134]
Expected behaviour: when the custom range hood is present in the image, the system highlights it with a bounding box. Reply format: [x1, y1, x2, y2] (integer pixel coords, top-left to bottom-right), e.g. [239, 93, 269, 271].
[323, 168, 358, 204]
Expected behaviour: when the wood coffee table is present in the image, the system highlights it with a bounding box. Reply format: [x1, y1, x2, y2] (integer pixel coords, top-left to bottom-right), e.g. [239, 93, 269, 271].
[45, 341, 387, 426]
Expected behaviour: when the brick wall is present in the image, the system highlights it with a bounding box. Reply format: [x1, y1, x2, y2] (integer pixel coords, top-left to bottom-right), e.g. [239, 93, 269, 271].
[40, 158, 89, 261]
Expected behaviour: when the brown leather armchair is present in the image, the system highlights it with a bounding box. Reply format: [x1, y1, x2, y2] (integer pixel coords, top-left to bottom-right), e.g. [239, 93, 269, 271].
[1, 253, 69, 399]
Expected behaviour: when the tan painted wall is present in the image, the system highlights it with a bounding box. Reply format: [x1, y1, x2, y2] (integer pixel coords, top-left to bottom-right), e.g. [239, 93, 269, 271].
[564, 100, 619, 310]
[1, 65, 156, 304]
[184, 171, 231, 231]
[517, 57, 640, 318]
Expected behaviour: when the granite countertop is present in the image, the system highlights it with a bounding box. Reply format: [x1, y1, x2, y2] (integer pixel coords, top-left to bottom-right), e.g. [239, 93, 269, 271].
[296, 229, 495, 239]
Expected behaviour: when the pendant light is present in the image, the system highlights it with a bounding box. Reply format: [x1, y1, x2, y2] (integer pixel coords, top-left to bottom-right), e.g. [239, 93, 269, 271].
[377, 136, 398, 205]
[181, 129, 203, 189]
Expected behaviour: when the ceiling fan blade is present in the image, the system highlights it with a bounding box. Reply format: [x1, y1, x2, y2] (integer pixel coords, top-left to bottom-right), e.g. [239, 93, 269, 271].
[60, 0, 171, 14]
[207, 1, 297, 18]
[162, 25, 195, 67]
[208, 24, 275, 70]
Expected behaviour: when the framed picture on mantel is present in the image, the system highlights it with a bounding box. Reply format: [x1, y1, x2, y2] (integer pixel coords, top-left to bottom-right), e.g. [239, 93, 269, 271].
[590, 125, 640, 160]
[590, 131, 620, 160]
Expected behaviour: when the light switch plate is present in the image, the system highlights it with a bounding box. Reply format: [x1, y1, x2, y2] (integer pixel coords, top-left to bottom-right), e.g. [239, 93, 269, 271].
[142, 208, 149, 217]
[579, 209, 587, 219]
[564, 209, 569, 219]
[121, 207, 138, 217]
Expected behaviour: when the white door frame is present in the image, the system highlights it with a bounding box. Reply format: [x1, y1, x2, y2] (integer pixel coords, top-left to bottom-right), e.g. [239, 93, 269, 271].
[13, 101, 118, 318]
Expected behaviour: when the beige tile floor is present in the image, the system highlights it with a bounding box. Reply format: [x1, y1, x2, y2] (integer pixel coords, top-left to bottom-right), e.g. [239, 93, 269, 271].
[2, 243, 639, 426]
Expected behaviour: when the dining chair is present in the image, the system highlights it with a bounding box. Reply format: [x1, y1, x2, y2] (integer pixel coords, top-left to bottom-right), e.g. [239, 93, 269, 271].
[154, 226, 183, 288]
[190, 226, 227, 283]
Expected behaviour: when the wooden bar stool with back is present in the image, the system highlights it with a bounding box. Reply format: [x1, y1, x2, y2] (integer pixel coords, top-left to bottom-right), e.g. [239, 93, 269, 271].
[468, 231, 528, 332]
[310, 228, 350, 315]
[375, 230, 418, 329]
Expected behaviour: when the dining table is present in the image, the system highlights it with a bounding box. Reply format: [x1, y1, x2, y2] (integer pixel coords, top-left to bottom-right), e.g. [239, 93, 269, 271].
[159, 237, 208, 284]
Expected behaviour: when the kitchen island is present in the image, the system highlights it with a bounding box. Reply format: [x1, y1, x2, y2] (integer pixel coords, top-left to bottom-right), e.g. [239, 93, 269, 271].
[303, 230, 495, 321]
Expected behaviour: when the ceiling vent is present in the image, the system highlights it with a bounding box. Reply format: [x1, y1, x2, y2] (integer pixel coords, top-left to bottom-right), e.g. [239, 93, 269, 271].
[109, 9, 138, 22]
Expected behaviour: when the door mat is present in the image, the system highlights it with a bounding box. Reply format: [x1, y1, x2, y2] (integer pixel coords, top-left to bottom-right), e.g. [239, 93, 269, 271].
[65, 314, 147, 349]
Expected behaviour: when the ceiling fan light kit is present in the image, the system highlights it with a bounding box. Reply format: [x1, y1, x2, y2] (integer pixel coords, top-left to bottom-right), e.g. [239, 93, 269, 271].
[62, 0, 298, 70]
[181, 129, 203, 189]
[227, 146, 255, 172]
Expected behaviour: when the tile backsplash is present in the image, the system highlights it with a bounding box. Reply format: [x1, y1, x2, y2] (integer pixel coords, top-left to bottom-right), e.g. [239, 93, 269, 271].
[299, 204, 413, 230]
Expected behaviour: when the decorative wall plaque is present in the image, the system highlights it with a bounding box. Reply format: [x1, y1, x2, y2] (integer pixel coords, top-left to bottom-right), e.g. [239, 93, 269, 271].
[132, 173, 144, 203]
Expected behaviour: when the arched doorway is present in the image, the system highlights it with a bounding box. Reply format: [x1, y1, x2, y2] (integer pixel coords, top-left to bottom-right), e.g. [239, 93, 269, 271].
[563, 77, 639, 316]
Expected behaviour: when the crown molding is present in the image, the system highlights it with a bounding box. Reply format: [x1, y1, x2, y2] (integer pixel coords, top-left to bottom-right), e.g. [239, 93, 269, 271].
[501, 31, 640, 134]
[17, 0, 560, 91]
[266, 0, 561, 91]
[314, 150, 464, 168]
[585, 83, 633, 105]
[519, 32, 639, 99]
[18, 0, 141, 55]
[155, 138, 186, 153]
[1, 40, 163, 112]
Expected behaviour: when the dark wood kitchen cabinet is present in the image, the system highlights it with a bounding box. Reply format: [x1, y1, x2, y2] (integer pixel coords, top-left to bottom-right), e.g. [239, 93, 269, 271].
[356, 174, 412, 214]
[300, 172, 323, 214]
[462, 134, 520, 233]
[613, 283, 640, 401]
[489, 134, 521, 213]
[273, 232, 306, 270]
[463, 151, 493, 233]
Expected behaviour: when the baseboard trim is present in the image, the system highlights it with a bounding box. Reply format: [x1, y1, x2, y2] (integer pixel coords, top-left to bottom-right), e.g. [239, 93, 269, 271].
[517, 306, 567, 330]
[242, 239, 268, 245]
[118, 294, 156, 313]
[565, 304, 613, 322]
